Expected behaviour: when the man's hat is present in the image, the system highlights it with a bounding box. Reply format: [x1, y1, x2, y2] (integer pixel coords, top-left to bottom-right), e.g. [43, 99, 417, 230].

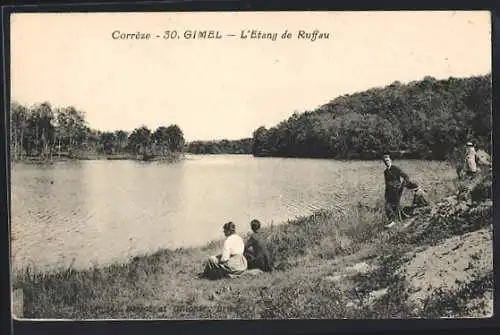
[466, 142, 474, 147]
[406, 181, 419, 190]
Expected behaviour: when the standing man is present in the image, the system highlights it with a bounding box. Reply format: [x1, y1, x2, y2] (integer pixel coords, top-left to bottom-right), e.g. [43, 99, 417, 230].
[383, 153, 410, 228]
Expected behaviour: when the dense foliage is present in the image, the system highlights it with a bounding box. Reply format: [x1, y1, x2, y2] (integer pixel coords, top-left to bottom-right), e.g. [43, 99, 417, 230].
[10, 102, 185, 160]
[252, 74, 492, 160]
[185, 138, 252, 154]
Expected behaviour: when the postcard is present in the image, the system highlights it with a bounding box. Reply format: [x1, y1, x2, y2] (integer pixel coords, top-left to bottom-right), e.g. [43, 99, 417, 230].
[8, 10, 493, 320]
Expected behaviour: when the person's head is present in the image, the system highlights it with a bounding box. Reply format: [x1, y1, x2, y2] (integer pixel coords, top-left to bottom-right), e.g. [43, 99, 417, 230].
[465, 142, 475, 154]
[382, 154, 392, 168]
[223, 221, 236, 237]
[250, 219, 261, 233]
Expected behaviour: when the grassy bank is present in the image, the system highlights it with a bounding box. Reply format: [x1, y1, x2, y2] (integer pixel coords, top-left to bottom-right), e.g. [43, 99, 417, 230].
[12, 166, 493, 319]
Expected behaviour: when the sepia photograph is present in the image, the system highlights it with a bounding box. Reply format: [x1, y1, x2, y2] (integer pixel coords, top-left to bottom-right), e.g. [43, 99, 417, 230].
[8, 10, 493, 320]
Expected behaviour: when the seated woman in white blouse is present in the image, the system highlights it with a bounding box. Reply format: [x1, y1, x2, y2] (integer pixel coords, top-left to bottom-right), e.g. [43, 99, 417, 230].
[202, 221, 248, 279]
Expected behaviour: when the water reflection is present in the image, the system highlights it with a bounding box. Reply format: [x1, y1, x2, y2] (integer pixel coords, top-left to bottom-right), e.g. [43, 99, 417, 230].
[11, 161, 88, 270]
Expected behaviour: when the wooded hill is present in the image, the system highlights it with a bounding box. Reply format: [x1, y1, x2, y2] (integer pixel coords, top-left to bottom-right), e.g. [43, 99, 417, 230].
[251, 74, 492, 160]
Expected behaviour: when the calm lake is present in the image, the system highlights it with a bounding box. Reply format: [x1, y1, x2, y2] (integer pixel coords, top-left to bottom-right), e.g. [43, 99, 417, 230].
[10, 155, 455, 271]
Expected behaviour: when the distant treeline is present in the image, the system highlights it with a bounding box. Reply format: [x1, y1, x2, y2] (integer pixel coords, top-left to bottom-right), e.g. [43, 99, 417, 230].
[10, 74, 492, 162]
[185, 138, 252, 154]
[10, 102, 185, 161]
[251, 74, 492, 160]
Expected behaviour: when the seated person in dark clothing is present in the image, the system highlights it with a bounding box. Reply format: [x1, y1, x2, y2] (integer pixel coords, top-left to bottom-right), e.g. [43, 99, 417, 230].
[401, 180, 430, 217]
[407, 181, 430, 208]
[244, 220, 274, 272]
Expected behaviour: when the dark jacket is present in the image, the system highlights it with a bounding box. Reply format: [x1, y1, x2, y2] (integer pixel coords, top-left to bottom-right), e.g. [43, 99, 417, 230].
[384, 165, 409, 202]
[244, 232, 273, 272]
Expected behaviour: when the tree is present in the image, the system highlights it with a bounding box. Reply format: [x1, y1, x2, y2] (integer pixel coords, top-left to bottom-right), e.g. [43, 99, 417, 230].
[165, 125, 185, 152]
[127, 126, 152, 156]
[99, 132, 117, 155]
[152, 126, 170, 155]
[29, 102, 55, 158]
[252, 126, 269, 156]
[11, 102, 29, 160]
[114, 130, 129, 154]
[55, 106, 87, 156]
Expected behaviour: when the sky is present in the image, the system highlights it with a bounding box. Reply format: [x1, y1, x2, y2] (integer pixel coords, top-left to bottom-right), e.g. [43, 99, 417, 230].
[10, 11, 492, 141]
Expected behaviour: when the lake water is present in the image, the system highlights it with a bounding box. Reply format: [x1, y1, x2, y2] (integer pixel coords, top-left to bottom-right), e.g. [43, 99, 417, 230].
[10, 155, 455, 271]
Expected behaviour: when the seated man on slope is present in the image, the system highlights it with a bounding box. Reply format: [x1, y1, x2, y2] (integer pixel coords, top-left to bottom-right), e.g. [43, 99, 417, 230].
[401, 180, 430, 218]
[202, 221, 248, 279]
[243, 219, 274, 272]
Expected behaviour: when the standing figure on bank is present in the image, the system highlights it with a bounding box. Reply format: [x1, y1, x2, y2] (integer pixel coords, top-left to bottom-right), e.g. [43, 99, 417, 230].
[202, 221, 248, 279]
[458, 142, 491, 180]
[244, 219, 274, 272]
[463, 142, 479, 178]
[382, 154, 410, 228]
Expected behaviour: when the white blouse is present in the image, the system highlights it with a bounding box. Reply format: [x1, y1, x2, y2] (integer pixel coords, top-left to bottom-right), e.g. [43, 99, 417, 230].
[220, 234, 245, 262]
[465, 152, 478, 172]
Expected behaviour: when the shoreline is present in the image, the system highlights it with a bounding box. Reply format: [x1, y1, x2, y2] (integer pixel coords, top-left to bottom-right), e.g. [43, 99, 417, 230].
[11, 152, 185, 163]
[11, 169, 493, 319]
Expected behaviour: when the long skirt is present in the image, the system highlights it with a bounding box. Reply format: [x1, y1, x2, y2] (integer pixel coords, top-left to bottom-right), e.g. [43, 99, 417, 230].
[203, 254, 248, 279]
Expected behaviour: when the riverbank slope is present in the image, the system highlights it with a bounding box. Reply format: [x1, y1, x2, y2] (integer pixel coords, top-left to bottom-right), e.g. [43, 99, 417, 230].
[13, 169, 493, 319]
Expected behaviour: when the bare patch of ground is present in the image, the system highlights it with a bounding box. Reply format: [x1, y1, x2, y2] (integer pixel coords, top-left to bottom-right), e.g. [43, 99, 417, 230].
[401, 227, 493, 311]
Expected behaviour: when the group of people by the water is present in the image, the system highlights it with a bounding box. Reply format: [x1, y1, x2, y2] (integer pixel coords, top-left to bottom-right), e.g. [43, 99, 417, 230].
[201, 219, 274, 280]
[382, 141, 490, 229]
[201, 141, 491, 280]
